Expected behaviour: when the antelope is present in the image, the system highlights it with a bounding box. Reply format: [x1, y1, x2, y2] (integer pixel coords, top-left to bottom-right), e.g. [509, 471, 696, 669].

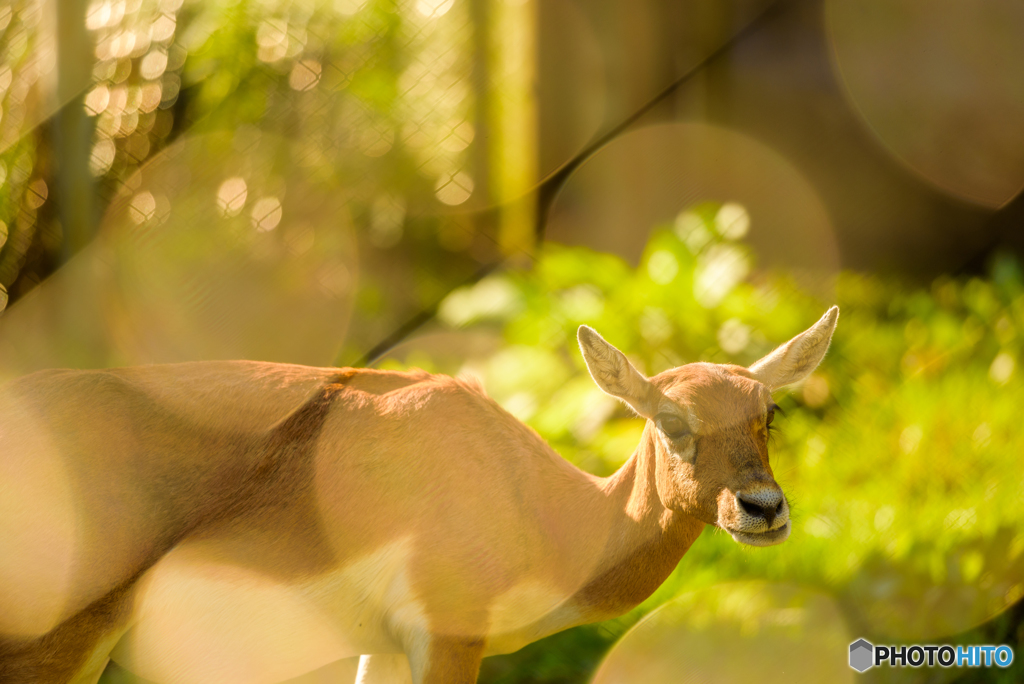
[0, 307, 838, 684]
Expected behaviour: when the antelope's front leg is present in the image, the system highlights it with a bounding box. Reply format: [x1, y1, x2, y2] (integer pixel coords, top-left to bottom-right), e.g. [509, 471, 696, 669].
[409, 637, 485, 684]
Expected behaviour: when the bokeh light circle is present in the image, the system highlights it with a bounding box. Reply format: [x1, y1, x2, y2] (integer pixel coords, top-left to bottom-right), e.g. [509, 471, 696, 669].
[547, 121, 840, 280]
[593, 582, 853, 684]
[99, 131, 359, 366]
[827, 0, 1024, 207]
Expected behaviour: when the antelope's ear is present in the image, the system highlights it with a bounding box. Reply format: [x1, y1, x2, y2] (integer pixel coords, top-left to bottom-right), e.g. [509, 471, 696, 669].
[578, 326, 658, 418]
[750, 306, 839, 391]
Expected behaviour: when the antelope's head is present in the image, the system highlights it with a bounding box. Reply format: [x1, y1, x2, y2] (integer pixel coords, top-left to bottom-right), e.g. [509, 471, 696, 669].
[578, 307, 839, 547]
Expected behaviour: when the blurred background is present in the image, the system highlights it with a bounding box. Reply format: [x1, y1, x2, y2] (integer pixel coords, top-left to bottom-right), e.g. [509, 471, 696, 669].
[1, 0, 1023, 681]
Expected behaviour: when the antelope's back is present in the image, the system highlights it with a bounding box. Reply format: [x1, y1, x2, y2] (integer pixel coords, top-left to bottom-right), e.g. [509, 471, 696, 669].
[0, 360, 340, 639]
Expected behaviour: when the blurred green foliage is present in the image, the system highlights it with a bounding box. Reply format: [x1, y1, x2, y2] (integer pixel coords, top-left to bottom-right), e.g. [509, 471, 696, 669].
[388, 203, 1024, 682]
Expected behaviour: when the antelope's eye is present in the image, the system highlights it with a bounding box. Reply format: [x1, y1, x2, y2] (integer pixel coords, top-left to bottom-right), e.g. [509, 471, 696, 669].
[767, 405, 775, 426]
[657, 413, 688, 439]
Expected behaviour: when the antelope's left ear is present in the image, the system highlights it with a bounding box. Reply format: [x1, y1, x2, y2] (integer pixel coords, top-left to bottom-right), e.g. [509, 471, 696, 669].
[749, 306, 839, 391]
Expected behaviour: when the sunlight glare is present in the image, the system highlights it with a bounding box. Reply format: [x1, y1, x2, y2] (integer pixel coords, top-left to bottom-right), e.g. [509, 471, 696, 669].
[415, 0, 455, 18]
[217, 177, 248, 217]
[434, 171, 473, 206]
[251, 197, 283, 232]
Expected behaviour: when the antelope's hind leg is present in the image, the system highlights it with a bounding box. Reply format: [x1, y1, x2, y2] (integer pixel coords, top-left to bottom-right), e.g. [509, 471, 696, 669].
[0, 630, 121, 684]
[355, 654, 412, 684]
[0, 585, 133, 684]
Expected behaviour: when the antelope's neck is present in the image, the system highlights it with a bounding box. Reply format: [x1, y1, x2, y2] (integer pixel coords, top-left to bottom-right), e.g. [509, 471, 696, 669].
[570, 432, 704, 619]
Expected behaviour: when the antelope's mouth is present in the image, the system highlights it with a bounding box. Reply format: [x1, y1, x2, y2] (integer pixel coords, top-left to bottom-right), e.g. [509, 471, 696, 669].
[726, 521, 791, 547]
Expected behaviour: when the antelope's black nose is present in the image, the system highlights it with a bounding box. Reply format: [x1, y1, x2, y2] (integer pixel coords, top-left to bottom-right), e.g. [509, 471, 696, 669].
[736, 489, 785, 528]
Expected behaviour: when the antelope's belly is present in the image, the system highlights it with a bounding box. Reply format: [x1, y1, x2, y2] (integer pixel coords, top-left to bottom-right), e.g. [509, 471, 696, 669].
[111, 539, 420, 684]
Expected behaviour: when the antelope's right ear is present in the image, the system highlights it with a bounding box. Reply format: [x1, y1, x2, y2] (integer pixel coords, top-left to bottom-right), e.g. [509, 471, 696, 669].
[578, 326, 657, 418]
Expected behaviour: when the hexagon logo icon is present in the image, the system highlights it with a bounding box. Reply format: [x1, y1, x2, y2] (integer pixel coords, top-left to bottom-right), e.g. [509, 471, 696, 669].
[849, 639, 874, 672]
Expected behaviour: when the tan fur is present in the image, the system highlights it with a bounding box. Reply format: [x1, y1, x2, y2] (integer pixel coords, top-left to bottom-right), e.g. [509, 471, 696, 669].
[0, 310, 837, 683]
